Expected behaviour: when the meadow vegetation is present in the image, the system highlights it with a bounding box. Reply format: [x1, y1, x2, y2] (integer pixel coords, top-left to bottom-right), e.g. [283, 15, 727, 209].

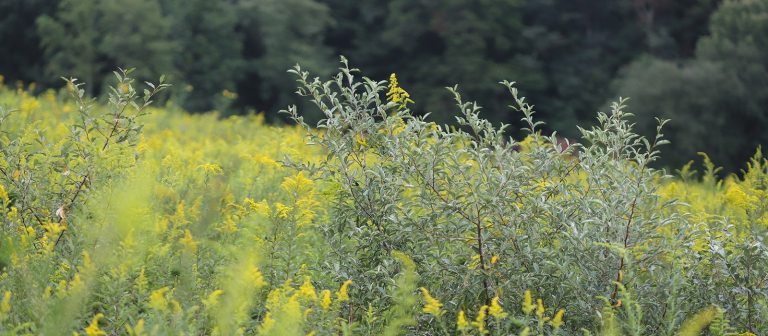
[0, 61, 765, 335]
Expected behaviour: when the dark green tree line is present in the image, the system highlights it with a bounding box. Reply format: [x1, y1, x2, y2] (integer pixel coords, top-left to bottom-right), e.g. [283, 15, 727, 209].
[615, 0, 767, 172]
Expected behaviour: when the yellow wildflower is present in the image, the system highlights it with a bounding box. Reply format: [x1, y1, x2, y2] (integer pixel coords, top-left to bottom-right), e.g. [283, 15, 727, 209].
[258, 312, 275, 334]
[179, 229, 198, 253]
[456, 310, 468, 330]
[217, 215, 238, 234]
[387, 73, 414, 108]
[299, 277, 317, 301]
[488, 296, 507, 319]
[126, 319, 146, 336]
[320, 290, 332, 310]
[336, 280, 352, 302]
[170, 299, 182, 314]
[250, 266, 267, 288]
[0, 184, 7, 202]
[725, 184, 757, 211]
[135, 268, 148, 294]
[550, 309, 565, 329]
[69, 274, 85, 293]
[7, 207, 17, 220]
[84, 313, 107, 336]
[281, 172, 314, 194]
[522, 290, 535, 314]
[536, 299, 545, 318]
[41, 222, 64, 237]
[20, 96, 40, 112]
[472, 305, 489, 334]
[419, 287, 443, 317]
[490, 255, 499, 265]
[246, 199, 272, 217]
[198, 163, 223, 175]
[275, 202, 291, 219]
[204, 289, 224, 308]
[0, 291, 10, 314]
[148, 287, 170, 311]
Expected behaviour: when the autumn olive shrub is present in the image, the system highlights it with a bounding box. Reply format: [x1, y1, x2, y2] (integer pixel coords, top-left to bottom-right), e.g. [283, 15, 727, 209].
[284, 58, 764, 334]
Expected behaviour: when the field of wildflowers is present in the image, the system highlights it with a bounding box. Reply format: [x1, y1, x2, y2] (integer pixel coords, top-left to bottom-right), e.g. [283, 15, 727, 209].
[0, 62, 765, 335]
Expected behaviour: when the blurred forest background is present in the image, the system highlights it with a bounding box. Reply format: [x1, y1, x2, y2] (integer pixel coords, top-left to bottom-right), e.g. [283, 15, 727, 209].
[0, 0, 766, 173]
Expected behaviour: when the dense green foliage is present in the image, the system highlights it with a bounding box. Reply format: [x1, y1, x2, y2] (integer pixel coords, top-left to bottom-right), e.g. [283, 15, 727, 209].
[0, 61, 765, 335]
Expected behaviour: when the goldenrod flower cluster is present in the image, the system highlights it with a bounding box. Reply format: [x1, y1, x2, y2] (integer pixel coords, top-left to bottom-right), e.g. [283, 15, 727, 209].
[387, 73, 414, 108]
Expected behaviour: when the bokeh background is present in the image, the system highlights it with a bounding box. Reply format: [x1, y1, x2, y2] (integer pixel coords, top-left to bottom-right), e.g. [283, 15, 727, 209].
[0, 0, 765, 173]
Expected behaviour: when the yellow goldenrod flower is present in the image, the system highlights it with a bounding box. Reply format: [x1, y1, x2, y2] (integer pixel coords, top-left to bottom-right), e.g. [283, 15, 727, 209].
[488, 296, 508, 319]
[472, 305, 489, 334]
[8, 207, 17, 220]
[0, 184, 8, 203]
[320, 290, 332, 310]
[20, 96, 41, 112]
[550, 309, 565, 329]
[522, 290, 535, 314]
[148, 287, 170, 311]
[0, 291, 10, 315]
[725, 184, 757, 211]
[490, 255, 499, 265]
[387, 73, 414, 108]
[536, 299, 545, 318]
[336, 279, 352, 302]
[198, 163, 223, 175]
[179, 229, 198, 253]
[456, 310, 468, 330]
[69, 274, 85, 293]
[275, 202, 291, 219]
[84, 313, 107, 336]
[135, 268, 148, 294]
[258, 312, 275, 334]
[284, 295, 303, 322]
[170, 299, 182, 314]
[249, 266, 267, 288]
[419, 287, 444, 317]
[204, 289, 224, 308]
[126, 319, 146, 336]
[281, 172, 314, 193]
[246, 198, 272, 217]
[42, 286, 52, 300]
[299, 277, 317, 301]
